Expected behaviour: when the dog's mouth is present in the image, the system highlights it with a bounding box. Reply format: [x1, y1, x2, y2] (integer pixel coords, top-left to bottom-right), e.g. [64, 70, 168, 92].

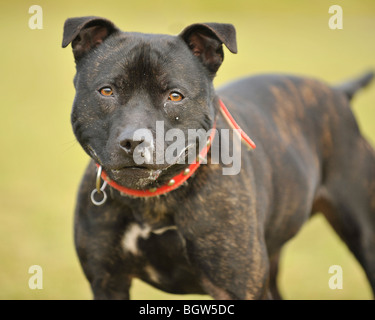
[108, 166, 163, 189]
[102, 143, 195, 190]
[111, 166, 163, 180]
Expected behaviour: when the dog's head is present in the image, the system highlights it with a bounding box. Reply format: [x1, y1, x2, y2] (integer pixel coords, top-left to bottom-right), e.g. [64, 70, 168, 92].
[63, 16, 237, 190]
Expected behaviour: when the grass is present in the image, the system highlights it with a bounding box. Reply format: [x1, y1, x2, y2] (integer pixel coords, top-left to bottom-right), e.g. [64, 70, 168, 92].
[0, 0, 374, 299]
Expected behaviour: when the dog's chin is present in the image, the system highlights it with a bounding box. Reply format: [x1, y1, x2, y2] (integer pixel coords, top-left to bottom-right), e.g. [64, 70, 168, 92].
[107, 166, 164, 190]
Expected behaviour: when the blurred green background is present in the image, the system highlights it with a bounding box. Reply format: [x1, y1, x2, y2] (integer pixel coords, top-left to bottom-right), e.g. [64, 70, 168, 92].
[0, 0, 374, 300]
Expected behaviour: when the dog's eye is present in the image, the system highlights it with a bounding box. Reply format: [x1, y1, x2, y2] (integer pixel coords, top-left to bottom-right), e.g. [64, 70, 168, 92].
[99, 87, 113, 97]
[168, 92, 184, 102]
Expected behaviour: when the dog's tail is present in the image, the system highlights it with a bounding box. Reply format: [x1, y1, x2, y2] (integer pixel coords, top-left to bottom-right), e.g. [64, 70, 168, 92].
[335, 71, 374, 101]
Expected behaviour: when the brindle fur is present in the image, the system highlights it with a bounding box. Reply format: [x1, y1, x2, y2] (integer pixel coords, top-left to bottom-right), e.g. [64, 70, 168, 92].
[63, 16, 375, 299]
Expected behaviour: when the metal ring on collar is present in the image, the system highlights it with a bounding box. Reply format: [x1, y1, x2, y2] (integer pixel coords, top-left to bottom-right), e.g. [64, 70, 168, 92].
[91, 165, 108, 206]
[91, 181, 108, 206]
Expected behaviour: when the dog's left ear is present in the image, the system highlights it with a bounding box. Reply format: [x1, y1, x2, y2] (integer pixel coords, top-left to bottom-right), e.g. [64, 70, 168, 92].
[179, 23, 237, 76]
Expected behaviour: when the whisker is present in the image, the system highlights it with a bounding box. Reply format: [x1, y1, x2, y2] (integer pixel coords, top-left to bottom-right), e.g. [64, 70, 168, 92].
[61, 139, 80, 154]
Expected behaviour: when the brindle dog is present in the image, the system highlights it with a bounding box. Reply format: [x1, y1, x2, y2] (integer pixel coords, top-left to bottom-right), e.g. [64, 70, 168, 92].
[62, 16, 375, 299]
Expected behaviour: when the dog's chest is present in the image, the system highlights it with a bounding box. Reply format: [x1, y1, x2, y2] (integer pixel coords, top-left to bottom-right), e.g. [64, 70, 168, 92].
[121, 222, 178, 256]
[120, 200, 189, 287]
[119, 195, 179, 255]
[126, 196, 175, 227]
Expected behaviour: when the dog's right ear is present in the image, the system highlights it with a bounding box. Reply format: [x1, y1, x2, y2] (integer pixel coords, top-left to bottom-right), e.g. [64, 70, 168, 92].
[62, 16, 119, 61]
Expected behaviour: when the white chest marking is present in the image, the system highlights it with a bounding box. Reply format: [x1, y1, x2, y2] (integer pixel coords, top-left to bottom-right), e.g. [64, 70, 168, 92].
[122, 223, 151, 255]
[151, 225, 177, 235]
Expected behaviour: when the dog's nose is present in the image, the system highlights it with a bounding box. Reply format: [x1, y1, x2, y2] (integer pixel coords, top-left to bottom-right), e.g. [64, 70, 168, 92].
[119, 134, 144, 155]
[117, 128, 154, 165]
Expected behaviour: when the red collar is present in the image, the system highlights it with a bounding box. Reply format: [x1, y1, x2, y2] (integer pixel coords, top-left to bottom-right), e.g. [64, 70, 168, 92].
[93, 99, 256, 200]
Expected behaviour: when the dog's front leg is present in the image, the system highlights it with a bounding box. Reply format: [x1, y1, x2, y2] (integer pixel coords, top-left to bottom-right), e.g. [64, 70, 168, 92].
[181, 230, 269, 300]
[75, 203, 134, 300]
[175, 203, 270, 300]
[74, 164, 135, 300]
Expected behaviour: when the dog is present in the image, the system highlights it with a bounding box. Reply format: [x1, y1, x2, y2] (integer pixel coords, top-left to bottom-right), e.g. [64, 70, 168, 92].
[62, 16, 375, 299]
